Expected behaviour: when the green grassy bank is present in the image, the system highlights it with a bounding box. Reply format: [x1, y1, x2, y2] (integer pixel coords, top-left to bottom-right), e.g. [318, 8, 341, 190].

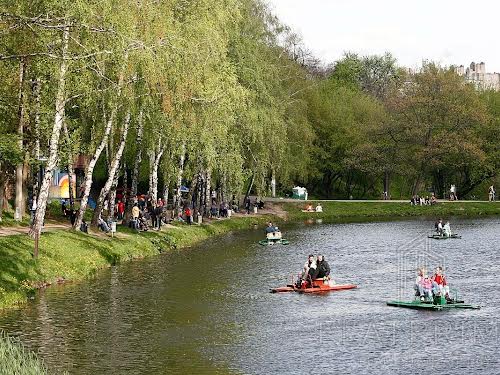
[0, 215, 273, 310]
[284, 201, 500, 222]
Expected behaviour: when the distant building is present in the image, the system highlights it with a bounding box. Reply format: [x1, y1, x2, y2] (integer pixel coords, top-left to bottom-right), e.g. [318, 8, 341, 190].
[455, 62, 500, 91]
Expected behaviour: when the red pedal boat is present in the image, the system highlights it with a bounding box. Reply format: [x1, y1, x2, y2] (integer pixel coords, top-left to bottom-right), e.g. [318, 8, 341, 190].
[271, 278, 357, 294]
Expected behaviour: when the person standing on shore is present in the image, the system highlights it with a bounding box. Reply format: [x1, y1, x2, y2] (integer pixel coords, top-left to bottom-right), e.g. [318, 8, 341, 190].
[245, 197, 251, 214]
[489, 185, 495, 201]
[131, 203, 140, 230]
[117, 200, 125, 220]
[185, 206, 192, 225]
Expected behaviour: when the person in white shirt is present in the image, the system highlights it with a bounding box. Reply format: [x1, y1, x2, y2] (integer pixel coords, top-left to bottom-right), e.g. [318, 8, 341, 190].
[443, 222, 452, 237]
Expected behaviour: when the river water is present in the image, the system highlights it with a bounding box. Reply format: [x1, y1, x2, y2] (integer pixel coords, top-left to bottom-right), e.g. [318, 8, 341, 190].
[1, 218, 499, 375]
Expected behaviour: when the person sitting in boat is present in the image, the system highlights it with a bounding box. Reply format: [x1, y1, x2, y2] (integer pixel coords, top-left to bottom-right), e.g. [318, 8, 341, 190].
[435, 219, 443, 235]
[315, 203, 323, 212]
[431, 266, 450, 300]
[265, 222, 282, 241]
[415, 268, 433, 301]
[316, 255, 330, 279]
[443, 221, 452, 237]
[296, 255, 317, 288]
[305, 203, 314, 212]
[265, 222, 276, 234]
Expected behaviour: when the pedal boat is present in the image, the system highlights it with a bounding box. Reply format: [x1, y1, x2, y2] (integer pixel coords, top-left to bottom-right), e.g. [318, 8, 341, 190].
[387, 295, 479, 310]
[271, 278, 357, 294]
[428, 233, 461, 240]
[259, 231, 289, 246]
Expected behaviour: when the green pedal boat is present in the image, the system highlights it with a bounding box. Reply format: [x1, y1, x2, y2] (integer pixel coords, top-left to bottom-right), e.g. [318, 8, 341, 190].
[259, 231, 289, 246]
[387, 295, 480, 310]
[258, 238, 290, 246]
[428, 233, 461, 240]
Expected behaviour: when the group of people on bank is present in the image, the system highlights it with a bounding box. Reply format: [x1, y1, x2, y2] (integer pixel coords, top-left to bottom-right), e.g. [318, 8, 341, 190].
[410, 194, 437, 206]
[304, 203, 322, 212]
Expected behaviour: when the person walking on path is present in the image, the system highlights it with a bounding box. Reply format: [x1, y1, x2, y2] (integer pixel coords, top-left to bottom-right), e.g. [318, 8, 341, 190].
[489, 185, 496, 201]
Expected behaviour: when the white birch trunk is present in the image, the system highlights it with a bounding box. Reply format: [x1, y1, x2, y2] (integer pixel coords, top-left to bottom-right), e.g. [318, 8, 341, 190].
[74, 110, 115, 228]
[148, 150, 155, 196]
[74, 59, 127, 229]
[92, 112, 131, 225]
[150, 139, 164, 203]
[62, 121, 75, 208]
[205, 169, 211, 216]
[163, 184, 169, 204]
[271, 170, 276, 198]
[107, 168, 120, 221]
[15, 58, 26, 221]
[122, 163, 128, 196]
[130, 110, 144, 198]
[32, 78, 42, 198]
[30, 26, 70, 238]
[175, 142, 186, 212]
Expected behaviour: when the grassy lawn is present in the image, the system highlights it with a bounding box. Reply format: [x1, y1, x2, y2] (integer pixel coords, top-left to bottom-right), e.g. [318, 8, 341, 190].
[284, 201, 500, 222]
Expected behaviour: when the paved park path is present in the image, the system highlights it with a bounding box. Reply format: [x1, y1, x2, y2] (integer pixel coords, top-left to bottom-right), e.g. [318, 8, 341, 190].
[0, 222, 71, 237]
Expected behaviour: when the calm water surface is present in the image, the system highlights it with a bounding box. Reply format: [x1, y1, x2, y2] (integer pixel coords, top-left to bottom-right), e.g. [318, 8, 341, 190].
[1, 218, 499, 375]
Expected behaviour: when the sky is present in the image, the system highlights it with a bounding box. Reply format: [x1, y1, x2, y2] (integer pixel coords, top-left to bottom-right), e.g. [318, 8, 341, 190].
[266, 0, 500, 72]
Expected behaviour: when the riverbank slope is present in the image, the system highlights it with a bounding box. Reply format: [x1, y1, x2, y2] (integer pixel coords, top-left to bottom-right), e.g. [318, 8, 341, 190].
[0, 215, 273, 310]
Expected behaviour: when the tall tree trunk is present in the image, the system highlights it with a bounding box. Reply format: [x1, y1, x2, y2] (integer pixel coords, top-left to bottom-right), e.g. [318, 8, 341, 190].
[150, 140, 165, 203]
[124, 110, 144, 223]
[92, 112, 131, 225]
[186, 173, 198, 209]
[32, 78, 42, 199]
[15, 57, 27, 221]
[62, 121, 75, 209]
[122, 162, 128, 198]
[148, 150, 155, 196]
[383, 171, 390, 199]
[74, 112, 115, 229]
[412, 174, 422, 197]
[30, 25, 70, 238]
[175, 142, 186, 213]
[243, 173, 255, 204]
[0, 163, 5, 222]
[163, 185, 169, 204]
[74, 61, 127, 230]
[107, 168, 120, 221]
[130, 110, 144, 198]
[196, 172, 203, 216]
[204, 170, 212, 216]
[22, 155, 29, 215]
[271, 170, 276, 198]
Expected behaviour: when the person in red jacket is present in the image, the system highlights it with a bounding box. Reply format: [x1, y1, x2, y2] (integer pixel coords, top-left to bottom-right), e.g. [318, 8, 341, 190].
[117, 200, 125, 220]
[185, 207, 192, 225]
[431, 266, 450, 299]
